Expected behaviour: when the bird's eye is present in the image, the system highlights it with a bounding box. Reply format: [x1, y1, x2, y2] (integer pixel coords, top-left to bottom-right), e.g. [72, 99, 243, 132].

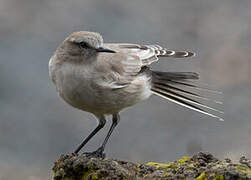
[79, 42, 89, 49]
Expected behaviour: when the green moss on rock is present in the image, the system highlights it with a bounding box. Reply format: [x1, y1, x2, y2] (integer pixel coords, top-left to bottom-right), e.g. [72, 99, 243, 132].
[52, 152, 251, 180]
[178, 156, 191, 164]
[196, 172, 207, 180]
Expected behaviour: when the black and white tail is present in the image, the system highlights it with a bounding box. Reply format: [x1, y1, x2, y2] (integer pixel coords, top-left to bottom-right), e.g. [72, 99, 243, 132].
[148, 44, 196, 58]
[151, 71, 224, 121]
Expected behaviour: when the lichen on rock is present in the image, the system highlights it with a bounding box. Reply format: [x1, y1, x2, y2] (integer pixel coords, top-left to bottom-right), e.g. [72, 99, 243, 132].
[52, 152, 251, 180]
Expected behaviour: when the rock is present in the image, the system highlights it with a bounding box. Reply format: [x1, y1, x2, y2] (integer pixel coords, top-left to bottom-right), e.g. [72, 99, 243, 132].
[52, 152, 251, 180]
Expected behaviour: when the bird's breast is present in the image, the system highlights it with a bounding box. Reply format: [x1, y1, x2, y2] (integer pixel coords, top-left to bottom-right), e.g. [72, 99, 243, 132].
[52, 63, 95, 111]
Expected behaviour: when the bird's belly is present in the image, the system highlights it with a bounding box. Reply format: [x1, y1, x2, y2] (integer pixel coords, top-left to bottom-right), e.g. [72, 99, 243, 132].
[58, 79, 152, 115]
[57, 78, 99, 113]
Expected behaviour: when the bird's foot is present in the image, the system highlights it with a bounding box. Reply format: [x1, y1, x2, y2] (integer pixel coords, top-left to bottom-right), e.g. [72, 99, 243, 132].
[71, 152, 78, 157]
[82, 147, 106, 158]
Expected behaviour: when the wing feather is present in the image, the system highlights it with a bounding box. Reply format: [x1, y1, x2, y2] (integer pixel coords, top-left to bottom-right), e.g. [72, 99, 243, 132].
[106, 43, 195, 66]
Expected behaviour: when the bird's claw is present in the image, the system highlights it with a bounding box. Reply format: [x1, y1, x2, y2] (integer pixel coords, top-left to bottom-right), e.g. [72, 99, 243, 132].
[71, 152, 78, 156]
[82, 147, 106, 158]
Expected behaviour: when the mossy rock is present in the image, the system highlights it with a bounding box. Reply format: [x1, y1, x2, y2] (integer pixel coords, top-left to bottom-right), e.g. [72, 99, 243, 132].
[52, 152, 251, 180]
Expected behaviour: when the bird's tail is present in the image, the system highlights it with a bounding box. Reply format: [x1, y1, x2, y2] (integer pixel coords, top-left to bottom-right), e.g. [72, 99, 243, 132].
[147, 45, 196, 58]
[151, 71, 224, 120]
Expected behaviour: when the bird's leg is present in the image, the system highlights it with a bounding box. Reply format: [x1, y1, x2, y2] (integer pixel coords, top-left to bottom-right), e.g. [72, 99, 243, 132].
[99, 113, 120, 152]
[83, 113, 120, 158]
[74, 115, 106, 154]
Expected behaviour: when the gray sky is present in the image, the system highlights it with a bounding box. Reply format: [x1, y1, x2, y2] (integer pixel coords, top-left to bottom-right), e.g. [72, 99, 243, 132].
[0, 0, 251, 179]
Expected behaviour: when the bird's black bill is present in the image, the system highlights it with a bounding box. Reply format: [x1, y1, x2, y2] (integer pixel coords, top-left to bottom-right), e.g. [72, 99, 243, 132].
[96, 47, 116, 53]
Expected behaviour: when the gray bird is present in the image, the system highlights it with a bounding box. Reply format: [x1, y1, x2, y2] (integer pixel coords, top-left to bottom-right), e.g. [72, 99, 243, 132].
[49, 31, 222, 158]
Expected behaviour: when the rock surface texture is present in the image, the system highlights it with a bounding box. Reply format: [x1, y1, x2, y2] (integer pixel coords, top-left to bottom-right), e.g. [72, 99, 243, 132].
[52, 152, 251, 180]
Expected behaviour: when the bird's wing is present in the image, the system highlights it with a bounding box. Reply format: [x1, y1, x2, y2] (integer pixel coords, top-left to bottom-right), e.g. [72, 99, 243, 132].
[95, 43, 195, 90]
[105, 43, 195, 66]
[95, 51, 144, 90]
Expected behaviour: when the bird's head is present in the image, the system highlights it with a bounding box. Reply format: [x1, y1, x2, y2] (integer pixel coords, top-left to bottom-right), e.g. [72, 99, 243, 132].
[57, 31, 116, 62]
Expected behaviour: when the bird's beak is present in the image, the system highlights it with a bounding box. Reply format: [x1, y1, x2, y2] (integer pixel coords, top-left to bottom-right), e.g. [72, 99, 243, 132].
[96, 47, 116, 53]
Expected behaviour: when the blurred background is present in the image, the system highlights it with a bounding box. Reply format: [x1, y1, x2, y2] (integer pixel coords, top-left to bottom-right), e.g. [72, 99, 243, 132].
[1, 0, 251, 179]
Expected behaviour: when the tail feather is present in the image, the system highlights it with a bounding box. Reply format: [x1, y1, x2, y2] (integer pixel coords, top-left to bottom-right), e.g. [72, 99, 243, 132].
[153, 71, 199, 80]
[152, 71, 223, 121]
[153, 83, 222, 104]
[152, 89, 223, 121]
[149, 45, 196, 58]
[159, 50, 195, 58]
[161, 79, 223, 94]
[152, 87, 223, 114]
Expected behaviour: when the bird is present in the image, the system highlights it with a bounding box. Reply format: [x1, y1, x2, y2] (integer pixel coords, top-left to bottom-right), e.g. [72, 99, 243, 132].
[49, 31, 223, 158]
